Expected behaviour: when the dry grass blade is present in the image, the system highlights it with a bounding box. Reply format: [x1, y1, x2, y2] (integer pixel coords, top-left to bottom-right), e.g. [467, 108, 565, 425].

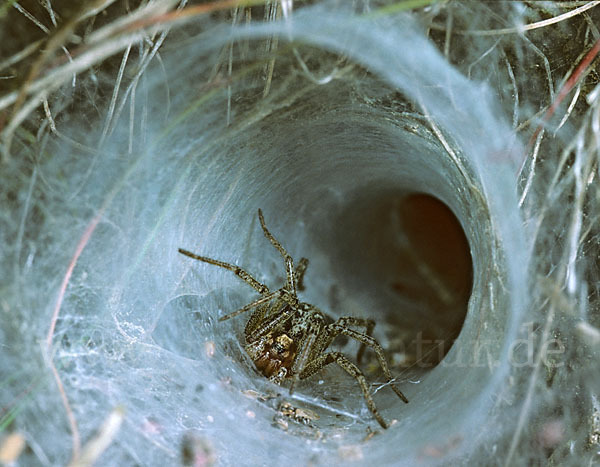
[67, 408, 125, 467]
[430, 1, 600, 36]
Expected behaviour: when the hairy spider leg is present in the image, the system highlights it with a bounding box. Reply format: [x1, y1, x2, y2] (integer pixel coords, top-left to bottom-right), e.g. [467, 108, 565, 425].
[178, 244, 302, 323]
[329, 322, 409, 404]
[178, 248, 269, 295]
[287, 307, 325, 395]
[334, 317, 375, 365]
[299, 351, 390, 429]
[243, 251, 307, 337]
[245, 301, 296, 343]
[288, 330, 318, 396]
[257, 209, 298, 296]
[218, 290, 285, 322]
[295, 257, 309, 291]
[244, 301, 279, 338]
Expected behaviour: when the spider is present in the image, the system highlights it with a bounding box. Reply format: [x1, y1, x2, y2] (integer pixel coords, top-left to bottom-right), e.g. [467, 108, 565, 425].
[178, 209, 408, 429]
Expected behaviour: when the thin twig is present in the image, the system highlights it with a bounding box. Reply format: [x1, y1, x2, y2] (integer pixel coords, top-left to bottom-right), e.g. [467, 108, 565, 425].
[431, 1, 600, 36]
[504, 52, 519, 129]
[44, 210, 105, 460]
[0, 39, 44, 72]
[546, 39, 600, 124]
[42, 0, 59, 27]
[443, 7, 452, 59]
[554, 82, 582, 134]
[518, 37, 600, 199]
[45, 212, 104, 348]
[67, 407, 124, 467]
[47, 356, 81, 459]
[98, 44, 132, 146]
[519, 128, 544, 207]
[102, 29, 170, 143]
[466, 38, 501, 79]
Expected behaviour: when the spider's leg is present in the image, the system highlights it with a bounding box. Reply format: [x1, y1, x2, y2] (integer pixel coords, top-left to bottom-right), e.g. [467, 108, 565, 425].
[218, 289, 282, 322]
[288, 331, 318, 396]
[244, 302, 271, 338]
[287, 307, 326, 395]
[178, 248, 269, 295]
[295, 257, 309, 291]
[299, 351, 390, 429]
[335, 317, 375, 365]
[329, 322, 409, 404]
[257, 208, 290, 261]
[257, 209, 297, 295]
[245, 300, 296, 343]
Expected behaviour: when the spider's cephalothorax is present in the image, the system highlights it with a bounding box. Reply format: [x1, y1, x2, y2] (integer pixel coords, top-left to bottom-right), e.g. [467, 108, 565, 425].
[178, 209, 408, 429]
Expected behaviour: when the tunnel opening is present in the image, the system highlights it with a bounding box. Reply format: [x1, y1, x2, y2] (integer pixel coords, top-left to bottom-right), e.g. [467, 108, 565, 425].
[391, 193, 472, 367]
[325, 191, 473, 375]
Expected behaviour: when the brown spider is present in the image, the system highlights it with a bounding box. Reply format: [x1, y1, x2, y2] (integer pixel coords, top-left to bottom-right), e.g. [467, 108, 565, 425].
[178, 209, 408, 429]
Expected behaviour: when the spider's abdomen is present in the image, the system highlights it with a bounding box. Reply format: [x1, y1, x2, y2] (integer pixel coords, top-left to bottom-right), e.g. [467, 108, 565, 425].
[246, 333, 297, 380]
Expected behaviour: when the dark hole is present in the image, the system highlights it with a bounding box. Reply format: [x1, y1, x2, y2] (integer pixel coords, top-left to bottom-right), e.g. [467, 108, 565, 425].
[326, 191, 472, 370]
[391, 193, 472, 367]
